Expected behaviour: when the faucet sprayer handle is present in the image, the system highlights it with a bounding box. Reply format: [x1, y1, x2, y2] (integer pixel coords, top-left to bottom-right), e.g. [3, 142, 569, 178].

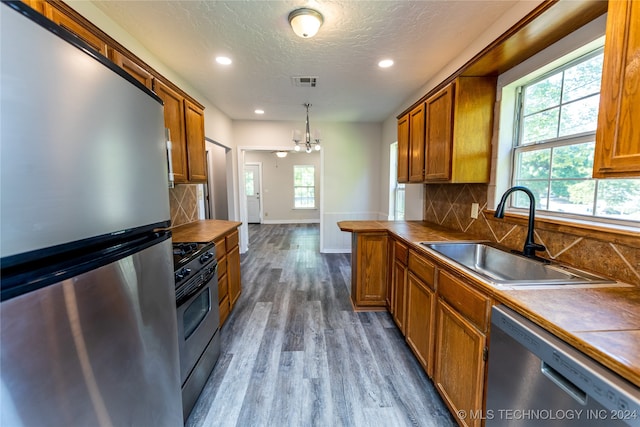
[523, 242, 546, 257]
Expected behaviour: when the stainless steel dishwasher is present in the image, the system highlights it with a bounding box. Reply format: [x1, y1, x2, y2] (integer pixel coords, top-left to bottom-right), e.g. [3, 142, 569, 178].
[486, 305, 640, 426]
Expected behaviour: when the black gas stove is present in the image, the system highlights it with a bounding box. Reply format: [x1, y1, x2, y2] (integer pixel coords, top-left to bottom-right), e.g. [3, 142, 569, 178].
[171, 240, 220, 421]
[172, 241, 216, 288]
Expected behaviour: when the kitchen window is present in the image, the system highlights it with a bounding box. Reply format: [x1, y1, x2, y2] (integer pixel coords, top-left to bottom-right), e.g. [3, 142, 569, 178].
[511, 47, 640, 222]
[293, 165, 315, 208]
[389, 142, 405, 220]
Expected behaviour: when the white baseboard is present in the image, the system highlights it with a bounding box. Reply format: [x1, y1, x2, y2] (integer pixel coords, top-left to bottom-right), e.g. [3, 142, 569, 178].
[320, 248, 350, 254]
[260, 219, 320, 225]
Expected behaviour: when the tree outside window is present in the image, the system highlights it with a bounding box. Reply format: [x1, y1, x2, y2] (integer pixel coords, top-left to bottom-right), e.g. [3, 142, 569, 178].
[294, 165, 315, 208]
[513, 48, 640, 222]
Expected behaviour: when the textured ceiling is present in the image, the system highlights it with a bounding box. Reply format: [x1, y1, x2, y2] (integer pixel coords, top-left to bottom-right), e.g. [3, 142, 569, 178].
[92, 0, 520, 122]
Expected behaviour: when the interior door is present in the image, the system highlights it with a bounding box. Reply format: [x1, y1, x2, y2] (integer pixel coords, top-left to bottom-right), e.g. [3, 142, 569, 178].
[244, 164, 261, 223]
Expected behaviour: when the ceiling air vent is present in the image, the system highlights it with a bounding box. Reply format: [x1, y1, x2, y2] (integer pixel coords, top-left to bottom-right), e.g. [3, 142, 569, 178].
[291, 76, 318, 88]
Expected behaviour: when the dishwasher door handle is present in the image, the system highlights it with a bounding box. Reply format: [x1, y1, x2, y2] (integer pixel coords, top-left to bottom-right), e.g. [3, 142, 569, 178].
[541, 361, 588, 405]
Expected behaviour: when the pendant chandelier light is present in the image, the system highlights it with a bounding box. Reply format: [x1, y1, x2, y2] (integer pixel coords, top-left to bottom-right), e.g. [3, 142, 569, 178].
[292, 103, 321, 153]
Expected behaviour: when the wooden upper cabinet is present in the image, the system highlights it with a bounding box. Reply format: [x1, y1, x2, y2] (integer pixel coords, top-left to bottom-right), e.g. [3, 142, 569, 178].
[425, 85, 453, 180]
[397, 114, 410, 183]
[425, 77, 496, 183]
[44, 4, 109, 57]
[21, 0, 45, 13]
[399, 76, 495, 184]
[25, 0, 208, 184]
[184, 100, 207, 182]
[409, 103, 426, 182]
[593, 0, 640, 178]
[154, 80, 188, 183]
[110, 51, 153, 90]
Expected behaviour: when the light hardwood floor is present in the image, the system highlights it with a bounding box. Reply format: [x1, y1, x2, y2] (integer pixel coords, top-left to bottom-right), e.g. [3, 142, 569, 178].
[186, 224, 455, 427]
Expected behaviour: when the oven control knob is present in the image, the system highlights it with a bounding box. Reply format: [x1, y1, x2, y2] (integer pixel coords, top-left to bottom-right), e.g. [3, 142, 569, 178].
[200, 252, 214, 263]
[176, 268, 191, 281]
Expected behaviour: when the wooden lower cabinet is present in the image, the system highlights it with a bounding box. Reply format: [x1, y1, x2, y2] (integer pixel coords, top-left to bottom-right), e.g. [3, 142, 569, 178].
[392, 259, 408, 333]
[434, 301, 486, 427]
[215, 228, 241, 326]
[406, 272, 436, 377]
[434, 270, 490, 427]
[390, 239, 409, 332]
[228, 237, 241, 306]
[217, 273, 230, 325]
[350, 232, 388, 310]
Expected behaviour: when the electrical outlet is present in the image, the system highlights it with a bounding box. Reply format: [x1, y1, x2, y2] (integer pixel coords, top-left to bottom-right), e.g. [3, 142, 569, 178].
[471, 203, 479, 219]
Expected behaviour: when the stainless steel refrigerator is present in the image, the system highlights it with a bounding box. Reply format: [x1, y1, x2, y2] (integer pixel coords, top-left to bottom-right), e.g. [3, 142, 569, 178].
[1, 2, 182, 426]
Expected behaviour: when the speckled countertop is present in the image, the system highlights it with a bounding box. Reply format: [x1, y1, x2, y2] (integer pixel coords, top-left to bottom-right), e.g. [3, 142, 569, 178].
[338, 220, 640, 389]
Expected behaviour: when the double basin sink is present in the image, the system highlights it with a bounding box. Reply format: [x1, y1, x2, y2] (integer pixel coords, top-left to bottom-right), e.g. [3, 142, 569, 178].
[420, 242, 615, 287]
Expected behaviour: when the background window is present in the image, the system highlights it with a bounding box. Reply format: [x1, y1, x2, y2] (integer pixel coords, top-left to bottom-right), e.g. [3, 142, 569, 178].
[244, 170, 255, 196]
[389, 142, 405, 220]
[513, 48, 640, 221]
[294, 165, 315, 208]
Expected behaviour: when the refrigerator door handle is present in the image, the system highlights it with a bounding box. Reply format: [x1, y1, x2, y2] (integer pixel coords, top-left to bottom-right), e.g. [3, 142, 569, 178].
[166, 128, 175, 188]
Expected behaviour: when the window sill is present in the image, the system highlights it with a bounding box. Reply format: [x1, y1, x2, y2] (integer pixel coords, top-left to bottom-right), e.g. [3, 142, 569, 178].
[483, 209, 639, 247]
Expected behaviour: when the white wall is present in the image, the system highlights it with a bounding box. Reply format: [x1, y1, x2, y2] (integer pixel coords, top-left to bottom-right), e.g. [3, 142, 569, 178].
[234, 120, 382, 252]
[244, 151, 321, 223]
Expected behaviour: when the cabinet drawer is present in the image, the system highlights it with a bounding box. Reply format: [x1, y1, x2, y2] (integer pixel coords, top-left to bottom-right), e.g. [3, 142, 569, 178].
[214, 238, 226, 260]
[437, 270, 490, 332]
[394, 240, 409, 264]
[226, 230, 239, 249]
[408, 251, 435, 290]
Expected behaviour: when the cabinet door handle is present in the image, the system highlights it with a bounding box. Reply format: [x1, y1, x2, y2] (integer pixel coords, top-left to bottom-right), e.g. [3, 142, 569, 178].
[165, 128, 174, 187]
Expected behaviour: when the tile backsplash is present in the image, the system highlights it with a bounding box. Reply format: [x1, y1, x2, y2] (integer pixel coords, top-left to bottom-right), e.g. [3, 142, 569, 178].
[169, 184, 200, 227]
[423, 183, 639, 286]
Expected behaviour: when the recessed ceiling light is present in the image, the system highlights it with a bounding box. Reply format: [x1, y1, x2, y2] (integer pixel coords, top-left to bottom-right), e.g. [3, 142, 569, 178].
[254, 109, 265, 115]
[215, 56, 232, 65]
[378, 59, 394, 68]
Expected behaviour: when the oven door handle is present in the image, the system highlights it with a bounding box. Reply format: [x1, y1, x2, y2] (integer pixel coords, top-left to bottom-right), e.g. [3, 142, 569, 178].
[176, 263, 218, 306]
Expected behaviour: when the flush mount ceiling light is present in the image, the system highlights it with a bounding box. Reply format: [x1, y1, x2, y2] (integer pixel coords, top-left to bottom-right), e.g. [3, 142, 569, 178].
[288, 8, 324, 38]
[275, 151, 288, 158]
[378, 59, 394, 68]
[292, 103, 321, 153]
